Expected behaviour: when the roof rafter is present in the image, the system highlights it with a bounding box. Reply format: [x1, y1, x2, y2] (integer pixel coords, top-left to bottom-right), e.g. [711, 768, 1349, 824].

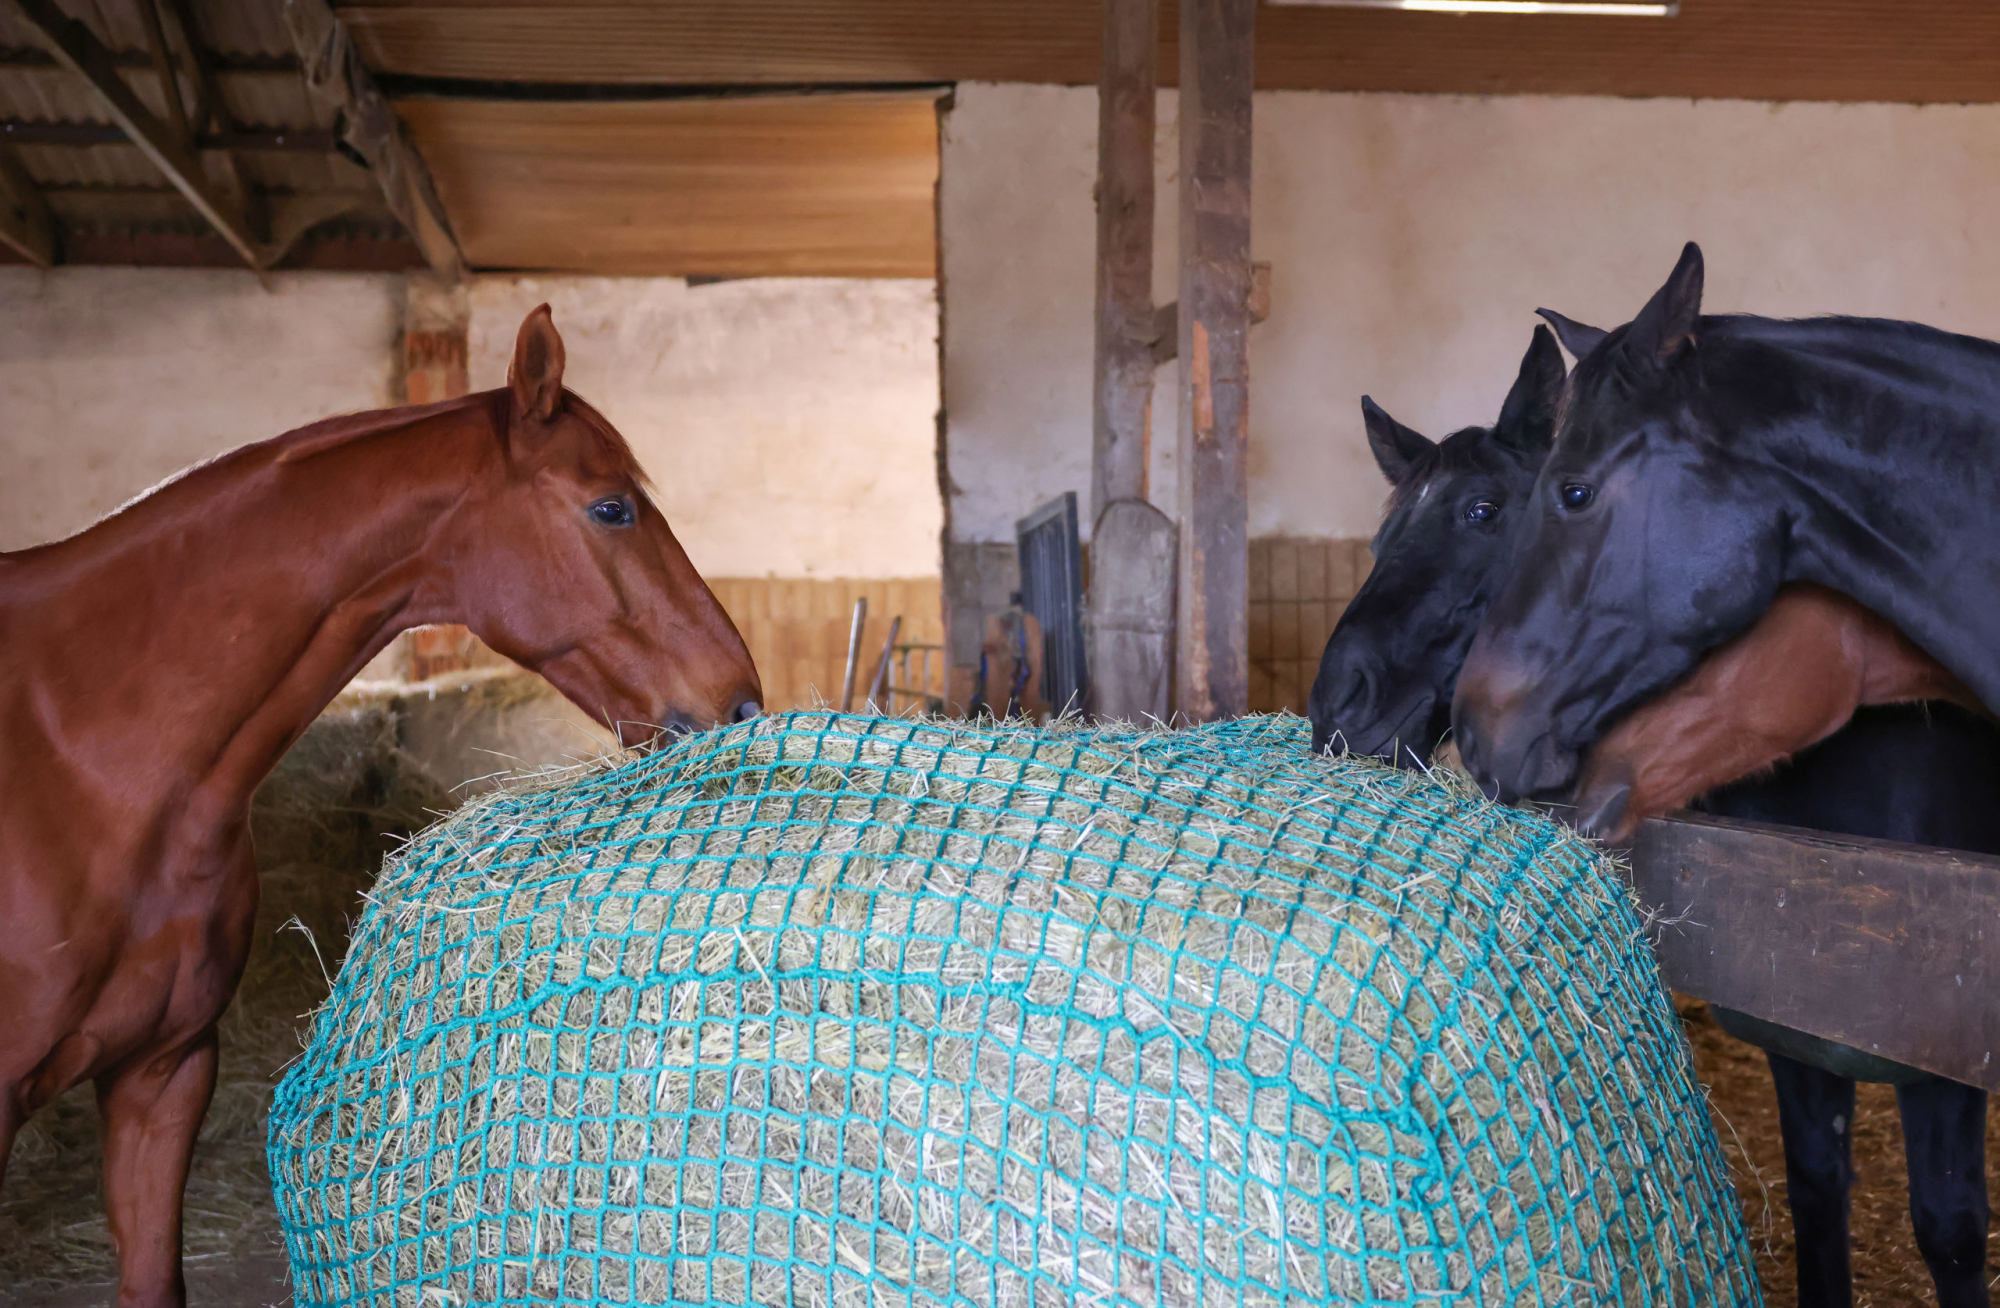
[286, 0, 464, 280]
[151, 0, 265, 245]
[5, 0, 265, 268]
[0, 145, 56, 265]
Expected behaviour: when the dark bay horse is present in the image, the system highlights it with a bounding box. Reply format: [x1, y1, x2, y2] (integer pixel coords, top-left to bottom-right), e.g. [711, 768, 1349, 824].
[0, 305, 762, 1307]
[1308, 330, 1992, 1306]
[1454, 241, 2000, 803]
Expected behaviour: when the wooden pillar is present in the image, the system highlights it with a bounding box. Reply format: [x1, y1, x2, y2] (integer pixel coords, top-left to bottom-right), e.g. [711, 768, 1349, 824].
[1175, 0, 1255, 722]
[397, 275, 485, 681]
[1091, 0, 1157, 520]
[1088, 0, 1178, 724]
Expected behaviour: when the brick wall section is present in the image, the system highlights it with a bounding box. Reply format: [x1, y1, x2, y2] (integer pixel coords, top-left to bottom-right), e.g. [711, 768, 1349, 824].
[1248, 537, 1374, 715]
[706, 577, 946, 712]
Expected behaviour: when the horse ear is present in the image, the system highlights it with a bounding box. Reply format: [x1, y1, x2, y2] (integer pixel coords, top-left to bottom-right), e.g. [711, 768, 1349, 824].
[1624, 241, 1704, 365]
[1493, 325, 1565, 456]
[1534, 308, 1609, 361]
[509, 304, 567, 423]
[1361, 396, 1434, 487]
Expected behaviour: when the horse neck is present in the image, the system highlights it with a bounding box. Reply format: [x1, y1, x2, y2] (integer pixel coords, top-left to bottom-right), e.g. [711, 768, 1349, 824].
[10, 395, 505, 826]
[1745, 338, 2000, 714]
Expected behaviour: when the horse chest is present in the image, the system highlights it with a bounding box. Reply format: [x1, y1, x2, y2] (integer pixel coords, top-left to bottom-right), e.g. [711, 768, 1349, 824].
[1, 834, 260, 1089]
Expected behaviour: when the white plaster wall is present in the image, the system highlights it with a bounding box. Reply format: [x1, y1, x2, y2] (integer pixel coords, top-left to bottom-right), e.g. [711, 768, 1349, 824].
[0, 268, 401, 551]
[469, 277, 941, 579]
[942, 84, 2000, 543]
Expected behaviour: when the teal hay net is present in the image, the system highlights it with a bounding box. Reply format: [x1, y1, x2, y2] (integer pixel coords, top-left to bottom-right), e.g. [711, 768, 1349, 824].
[268, 712, 1758, 1308]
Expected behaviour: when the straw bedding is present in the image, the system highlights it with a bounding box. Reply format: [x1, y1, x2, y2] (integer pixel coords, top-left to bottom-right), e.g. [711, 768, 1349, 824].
[269, 711, 1758, 1307]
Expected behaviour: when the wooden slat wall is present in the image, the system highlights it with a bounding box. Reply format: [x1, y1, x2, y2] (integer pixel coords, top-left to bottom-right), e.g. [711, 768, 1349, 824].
[1249, 537, 1372, 716]
[393, 93, 940, 277]
[342, 1, 2000, 105]
[707, 576, 945, 712]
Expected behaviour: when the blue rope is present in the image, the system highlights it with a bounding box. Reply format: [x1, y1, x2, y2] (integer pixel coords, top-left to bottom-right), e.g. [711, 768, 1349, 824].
[268, 711, 1758, 1307]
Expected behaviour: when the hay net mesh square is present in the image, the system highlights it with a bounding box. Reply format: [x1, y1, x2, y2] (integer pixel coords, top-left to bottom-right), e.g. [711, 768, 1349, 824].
[268, 711, 1758, 1308]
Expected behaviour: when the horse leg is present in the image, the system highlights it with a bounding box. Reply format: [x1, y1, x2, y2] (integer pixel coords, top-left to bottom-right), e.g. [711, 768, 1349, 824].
[95, 1031, 219, 1308]
[1896, 1075, 1990, 1307]
[0, 1090, 19, 1192]
[1767, 1051, 1857, 1308]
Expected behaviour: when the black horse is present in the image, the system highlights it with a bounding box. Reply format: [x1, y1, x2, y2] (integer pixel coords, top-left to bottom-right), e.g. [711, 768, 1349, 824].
[1308, 324, 1564, 764]
[1454, 241, 2000, 805]
[1308, 327, 1992, 1307]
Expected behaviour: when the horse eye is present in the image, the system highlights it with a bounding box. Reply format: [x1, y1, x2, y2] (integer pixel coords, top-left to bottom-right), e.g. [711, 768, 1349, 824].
[1559, 483, 1596, 512]
[589, 497, 634, 527]
[1464, 501, 1499, 524]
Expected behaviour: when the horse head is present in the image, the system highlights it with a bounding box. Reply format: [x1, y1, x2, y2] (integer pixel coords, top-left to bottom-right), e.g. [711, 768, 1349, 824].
[1454, 243, 1789, 801]
[446, 305, 762, 747]
[1307, 325, 1565, 764]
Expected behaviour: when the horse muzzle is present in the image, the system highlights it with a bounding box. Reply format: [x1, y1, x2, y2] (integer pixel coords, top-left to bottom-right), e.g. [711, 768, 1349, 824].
[1453, 659, 1581, 803]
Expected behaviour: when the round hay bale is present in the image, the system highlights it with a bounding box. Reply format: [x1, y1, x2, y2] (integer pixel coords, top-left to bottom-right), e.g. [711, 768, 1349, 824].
[268, 712, 1757, 1307]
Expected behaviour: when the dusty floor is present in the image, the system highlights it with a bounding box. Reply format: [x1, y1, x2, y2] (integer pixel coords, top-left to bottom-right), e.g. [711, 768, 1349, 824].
[2, 1001, 1989, 1307]
[1682, 997, 2000, 1306]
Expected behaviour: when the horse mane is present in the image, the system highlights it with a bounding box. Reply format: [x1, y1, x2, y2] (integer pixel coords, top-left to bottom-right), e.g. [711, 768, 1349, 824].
[275, 392, 494, 464]
[276, 389, 651, 488]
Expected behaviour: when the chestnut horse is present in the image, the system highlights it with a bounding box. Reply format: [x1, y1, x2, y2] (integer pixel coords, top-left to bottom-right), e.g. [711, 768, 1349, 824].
[0, 306, 761, 1307]
[1572, 582, 1989, 842]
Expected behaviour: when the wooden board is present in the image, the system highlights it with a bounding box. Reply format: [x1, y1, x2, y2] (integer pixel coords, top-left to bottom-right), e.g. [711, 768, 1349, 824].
[1173, 0, 1253, 722]
[392, 92, 939, 276]
[1627, 811, 2000, 1093]
[339, 1, 2000, 105]
[1090, 498, 1176, 723]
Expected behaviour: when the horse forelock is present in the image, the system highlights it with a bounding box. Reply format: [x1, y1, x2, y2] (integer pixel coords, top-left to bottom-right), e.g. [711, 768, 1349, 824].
[1387, 425, 1502, 514]
[561, 392, 654, 492]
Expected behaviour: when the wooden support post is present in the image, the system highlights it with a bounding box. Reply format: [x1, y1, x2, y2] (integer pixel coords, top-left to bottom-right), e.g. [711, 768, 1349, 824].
[396, 275, 487, 681]
[1174, 0, 1255, 722]
[7, 0, 264, 268]
[1087, 0, 1177, 724]
[1091, 0, 1157, 521]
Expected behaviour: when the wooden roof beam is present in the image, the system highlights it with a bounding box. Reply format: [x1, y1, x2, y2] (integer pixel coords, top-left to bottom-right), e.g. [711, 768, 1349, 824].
[152, 0, 266, 250]
[0, 44, 299, 74]
[0, 145, 56, 265]
[285, 0, 464, 281]
[5, 0, 264, 268]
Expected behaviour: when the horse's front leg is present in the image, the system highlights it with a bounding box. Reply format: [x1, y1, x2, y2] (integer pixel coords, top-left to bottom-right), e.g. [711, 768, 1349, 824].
[1896, 1075, 1990, 1308]
[1767, 1051, 1858, 1308]
[96, 1029, 219, 1308]
[0, 1090, 19, 1193]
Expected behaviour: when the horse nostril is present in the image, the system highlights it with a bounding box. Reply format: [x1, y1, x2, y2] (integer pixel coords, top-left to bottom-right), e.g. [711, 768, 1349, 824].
[735, 699, 762, 723]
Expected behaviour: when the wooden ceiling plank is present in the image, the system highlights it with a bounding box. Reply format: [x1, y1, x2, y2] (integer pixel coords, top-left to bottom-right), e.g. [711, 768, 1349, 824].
[392, 93, 939, 277]
[5, 0, 265, 267]
[330, 0, 2000, 105]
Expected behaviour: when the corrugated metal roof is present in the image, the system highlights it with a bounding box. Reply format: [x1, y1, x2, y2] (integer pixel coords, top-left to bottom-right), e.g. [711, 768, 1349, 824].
[0, 0, 401, 261]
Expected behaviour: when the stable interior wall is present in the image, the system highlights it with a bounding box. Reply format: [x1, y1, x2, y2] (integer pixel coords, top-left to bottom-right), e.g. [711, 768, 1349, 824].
[0, 267, 404, 551]
[0, 266, 944, 715]
[940, 83, 2000, 713]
